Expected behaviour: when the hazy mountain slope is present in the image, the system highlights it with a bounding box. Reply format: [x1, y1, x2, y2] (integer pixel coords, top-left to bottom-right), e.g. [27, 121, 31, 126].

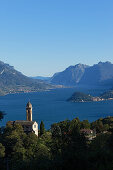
[50, 64, 89, 86]
[0, 61, 53, 95]
[79, 62, 113, 86]
[50, 62, 113, 87]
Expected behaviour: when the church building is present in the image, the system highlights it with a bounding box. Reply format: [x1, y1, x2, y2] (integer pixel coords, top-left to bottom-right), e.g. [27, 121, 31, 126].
[7, 102, 38, 136]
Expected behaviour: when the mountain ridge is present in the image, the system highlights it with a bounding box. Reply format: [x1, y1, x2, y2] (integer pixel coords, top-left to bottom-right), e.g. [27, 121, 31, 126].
[0, 61, 54, 95]
[50, 64, 89, 86]
[49, 61, 113, 87]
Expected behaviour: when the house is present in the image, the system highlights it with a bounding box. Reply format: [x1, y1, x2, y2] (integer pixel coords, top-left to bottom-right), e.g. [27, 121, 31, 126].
[80, 129, 96, 140]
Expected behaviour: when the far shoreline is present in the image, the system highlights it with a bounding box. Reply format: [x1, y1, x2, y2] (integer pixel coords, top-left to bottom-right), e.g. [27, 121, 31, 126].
[69, 98, 113, 103]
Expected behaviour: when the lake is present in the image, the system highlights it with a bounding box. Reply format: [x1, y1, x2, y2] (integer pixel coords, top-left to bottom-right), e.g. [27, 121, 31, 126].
[0, 87, 113, 129]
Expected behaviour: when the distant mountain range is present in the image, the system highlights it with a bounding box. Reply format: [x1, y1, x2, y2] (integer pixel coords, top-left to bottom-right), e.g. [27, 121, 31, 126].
[49, 61, 113, 87]
[2, 60, 113, 96]
[0, 61, 53, 95]
[31, 76, 51, 81]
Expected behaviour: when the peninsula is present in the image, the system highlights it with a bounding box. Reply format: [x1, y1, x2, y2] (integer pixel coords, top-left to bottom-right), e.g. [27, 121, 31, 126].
[67, 91, 113, 102]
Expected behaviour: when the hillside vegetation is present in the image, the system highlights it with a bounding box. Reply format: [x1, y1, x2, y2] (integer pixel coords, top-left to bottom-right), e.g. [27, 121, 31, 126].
[0, 114, 113, 170]
[67, 92, 94, 102]
[68, 90, 113, 102]
[100, 90, 113, 99]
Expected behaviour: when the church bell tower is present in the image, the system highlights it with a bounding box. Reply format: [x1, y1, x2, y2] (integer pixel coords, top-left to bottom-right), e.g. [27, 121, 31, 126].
[26, 102, 32, 121]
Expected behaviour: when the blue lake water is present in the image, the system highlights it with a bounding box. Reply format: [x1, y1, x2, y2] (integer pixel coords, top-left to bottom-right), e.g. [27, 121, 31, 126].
[0, 87, 113, 129]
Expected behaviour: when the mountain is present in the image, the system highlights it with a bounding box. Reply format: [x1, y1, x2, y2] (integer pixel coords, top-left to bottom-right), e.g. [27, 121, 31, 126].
[0, 61, 53, 95]
[50, 64, 89, 86]
[31, 76, 51, 81]
[79, 62, 113, 86]
[50, 62, 113, 87]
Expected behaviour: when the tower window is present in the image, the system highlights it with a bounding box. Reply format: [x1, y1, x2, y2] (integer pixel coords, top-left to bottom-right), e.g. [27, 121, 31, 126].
[34, 125, 36, 128]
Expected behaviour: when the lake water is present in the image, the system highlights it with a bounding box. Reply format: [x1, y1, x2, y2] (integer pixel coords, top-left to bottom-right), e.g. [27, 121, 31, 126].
[0, 87, 113, 129]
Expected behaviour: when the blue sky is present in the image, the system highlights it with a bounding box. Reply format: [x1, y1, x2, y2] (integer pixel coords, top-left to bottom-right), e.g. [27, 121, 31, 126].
[0, 0, 113, 76]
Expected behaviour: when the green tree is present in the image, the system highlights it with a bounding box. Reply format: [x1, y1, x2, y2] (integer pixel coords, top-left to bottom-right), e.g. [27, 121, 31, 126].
[81, 120, 90, 129]
[40, 121, 45, 136]
[109, 129, 113, 151]
[91, 120, 104, 133]
[0, 143, 5, 170]
[2, 124, 26, 157]
[51, 124, 62, 139]
[0, 143, 5, 158]
[88, 133, 113, 170]
[0, 111, 5, 121]
[24, 132, 38, 159]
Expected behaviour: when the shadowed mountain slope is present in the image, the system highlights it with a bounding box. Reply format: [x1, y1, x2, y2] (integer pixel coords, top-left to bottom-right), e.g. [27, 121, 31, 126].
[50, 62, 113, 87]
[50, 64, 89, 86]
[79, 62, 113, 86]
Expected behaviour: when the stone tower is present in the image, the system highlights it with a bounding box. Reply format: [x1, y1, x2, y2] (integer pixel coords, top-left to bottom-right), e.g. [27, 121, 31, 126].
[26, 102, 32, 121]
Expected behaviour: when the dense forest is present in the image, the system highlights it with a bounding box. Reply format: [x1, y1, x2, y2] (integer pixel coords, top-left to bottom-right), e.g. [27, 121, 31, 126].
[0, 112, 113, 170]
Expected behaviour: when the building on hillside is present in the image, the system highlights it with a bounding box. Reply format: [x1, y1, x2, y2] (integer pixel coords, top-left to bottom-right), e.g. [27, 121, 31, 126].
[7, 102, 38, 136]
[80, 129, 96, 140]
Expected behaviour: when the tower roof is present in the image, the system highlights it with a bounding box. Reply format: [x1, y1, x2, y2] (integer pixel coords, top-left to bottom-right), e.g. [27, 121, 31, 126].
[26, 102, 32, 108]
